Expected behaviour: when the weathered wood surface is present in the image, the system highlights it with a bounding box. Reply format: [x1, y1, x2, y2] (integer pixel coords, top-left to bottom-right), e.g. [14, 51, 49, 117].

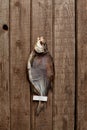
[1, 0, 87, 130]
[30, 0, 53, 130]
[0, 0, 10, 130]
[53, 0, 75, 130]
[77, 0, 87, 129]
[10, 0, 30, 130]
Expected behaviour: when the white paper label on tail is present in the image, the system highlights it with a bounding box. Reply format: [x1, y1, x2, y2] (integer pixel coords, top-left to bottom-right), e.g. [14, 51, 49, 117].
[33, 95, 48, 101]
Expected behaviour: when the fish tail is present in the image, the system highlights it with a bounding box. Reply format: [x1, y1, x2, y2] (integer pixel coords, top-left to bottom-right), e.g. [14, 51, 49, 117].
[36, 101, 44, 116]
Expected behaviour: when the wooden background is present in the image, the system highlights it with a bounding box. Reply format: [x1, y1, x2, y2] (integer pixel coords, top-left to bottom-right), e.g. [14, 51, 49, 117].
[0, 0, 87, 130]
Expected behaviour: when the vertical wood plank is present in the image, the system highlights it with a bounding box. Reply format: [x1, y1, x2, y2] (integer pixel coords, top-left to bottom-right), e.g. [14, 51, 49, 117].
[53, 0, 75, 130]
[31, 0, 53, 130]
[10, 0, 30, 130]
[0, 0, 10, 130]
[77, 0, 87, 129]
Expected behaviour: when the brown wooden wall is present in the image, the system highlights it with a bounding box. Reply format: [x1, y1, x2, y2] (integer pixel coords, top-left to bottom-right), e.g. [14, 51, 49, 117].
[0, 0, 87, 130]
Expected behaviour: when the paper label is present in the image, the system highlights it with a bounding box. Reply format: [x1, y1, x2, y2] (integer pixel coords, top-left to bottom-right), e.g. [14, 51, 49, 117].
[33, 95, 48, 101]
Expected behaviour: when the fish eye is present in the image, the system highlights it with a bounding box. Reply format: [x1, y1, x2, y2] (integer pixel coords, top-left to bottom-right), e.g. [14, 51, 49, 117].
[44, 43, 46, 46]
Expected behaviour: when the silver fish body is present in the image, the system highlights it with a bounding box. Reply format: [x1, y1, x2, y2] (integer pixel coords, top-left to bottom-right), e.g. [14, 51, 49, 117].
[27, 37, 54, 115]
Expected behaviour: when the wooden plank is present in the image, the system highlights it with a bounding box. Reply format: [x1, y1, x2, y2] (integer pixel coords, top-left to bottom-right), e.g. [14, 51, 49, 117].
[77, 0, 87, 129]
[53, 0, 75, 130]
[30, 0, 53, 130]
[10, 0, 30, 130]
[0, 0, 10, 130]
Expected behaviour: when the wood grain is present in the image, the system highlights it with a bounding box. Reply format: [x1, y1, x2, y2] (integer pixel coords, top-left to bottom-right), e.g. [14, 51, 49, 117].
[1, 1, 87, 130]
[77, 0, 87, 129]
[53, 0, 75, 130]
[0, 0, 10, 130]
[10, 0, 30, 130]
[30, 0, 53, 130]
